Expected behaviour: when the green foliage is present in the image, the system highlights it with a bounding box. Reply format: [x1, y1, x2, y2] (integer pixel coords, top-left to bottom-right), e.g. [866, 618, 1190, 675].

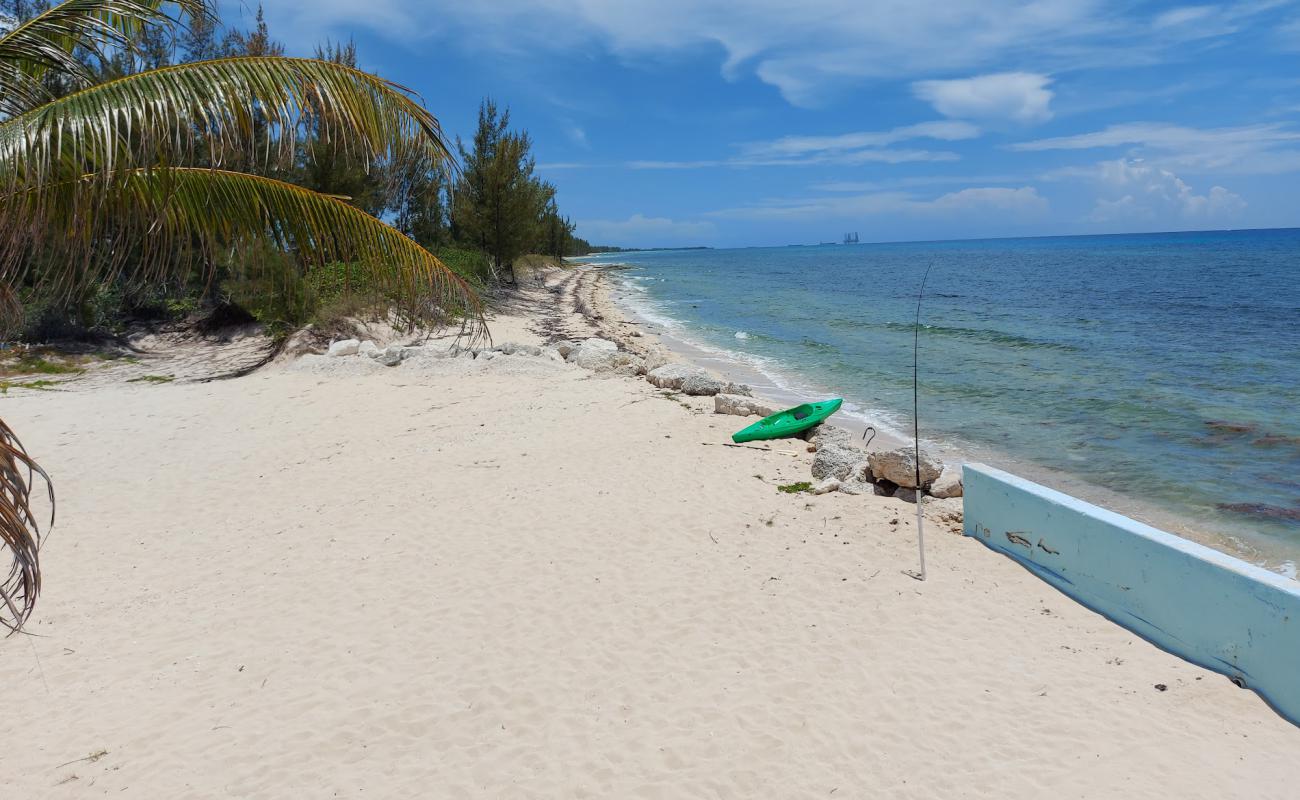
[434, 247, 493, 286]
[777, 482, 813, 494]
[126, 374, 173, 383]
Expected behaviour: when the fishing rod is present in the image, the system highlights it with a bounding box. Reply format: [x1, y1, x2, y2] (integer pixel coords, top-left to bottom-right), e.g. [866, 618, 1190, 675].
[910, 262, 935, 582]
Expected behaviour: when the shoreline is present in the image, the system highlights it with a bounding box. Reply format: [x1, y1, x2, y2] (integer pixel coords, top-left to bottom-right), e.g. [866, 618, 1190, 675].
[574, 260, 1299, 579]
[3, 274, 1297, 794]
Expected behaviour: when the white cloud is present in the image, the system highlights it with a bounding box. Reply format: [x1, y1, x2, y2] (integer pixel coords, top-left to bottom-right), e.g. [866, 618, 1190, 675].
[1084, 159, 1246, 221]
[1012, 121, 1300, 173]
[913, 72, 1055, 123]
[245, 1, 1129, 107]
[710, 186, 1048, 220]
[1153, 5, 1217, 29]
[627, 121, 976, 169]
[577, 214, 714, 245]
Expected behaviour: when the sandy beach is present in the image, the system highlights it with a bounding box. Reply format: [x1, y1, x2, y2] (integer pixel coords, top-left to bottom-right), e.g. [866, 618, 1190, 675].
[3, 266, 1297, 797]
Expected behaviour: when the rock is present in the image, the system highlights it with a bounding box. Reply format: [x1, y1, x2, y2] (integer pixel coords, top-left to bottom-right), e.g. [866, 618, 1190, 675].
[812, 477, 841, 495]
[713, 394, 777, 417]
[541, 347, 565, 363]
[680, 373, 726, 396]
[583, 337, 617, 352]
[376, 345, 404, 367]
[803, 424, 858, 451]
[724, 382, 753, 397]
[326, 338, 361, 357]
[868, 447, 943, 489]
[478, 349, 497, 361]
[894, 487, 919, 504]
[615, 354, 647, 376]
[874, 479, 899, 497]
[495, 341, 542, 357]
[930, 466, 963, 498]
[358, 340, 380, 358]
[553, 340, 579, 358]
[811, 443, 865, 481]
[642, 348, 671, 372]
[647, 363, 707, 390]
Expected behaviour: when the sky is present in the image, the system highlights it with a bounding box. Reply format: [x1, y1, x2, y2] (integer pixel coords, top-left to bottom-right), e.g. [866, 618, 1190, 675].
[222, 1, 1300, 248]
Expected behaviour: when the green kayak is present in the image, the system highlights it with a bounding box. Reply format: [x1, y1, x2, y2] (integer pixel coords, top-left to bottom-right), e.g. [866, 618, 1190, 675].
[731, 398, 843, 443]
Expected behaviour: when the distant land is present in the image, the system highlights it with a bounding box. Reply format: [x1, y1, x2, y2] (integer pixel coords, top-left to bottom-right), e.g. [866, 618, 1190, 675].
[583, 246, 713, 254]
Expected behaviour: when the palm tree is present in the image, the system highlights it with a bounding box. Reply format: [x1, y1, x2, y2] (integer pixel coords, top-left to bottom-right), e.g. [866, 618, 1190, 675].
[0, 0, 486, 632]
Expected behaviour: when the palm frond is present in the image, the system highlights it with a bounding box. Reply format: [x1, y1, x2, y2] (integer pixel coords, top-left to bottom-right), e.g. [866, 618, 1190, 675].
[0, 417, 53, 635]
[1, 166, 486, 340]
[0, 0, 209, 116]
[0, 56, 454, 186]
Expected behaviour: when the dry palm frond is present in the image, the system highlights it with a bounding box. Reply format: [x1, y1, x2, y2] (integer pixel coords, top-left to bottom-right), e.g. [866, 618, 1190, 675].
[0, 0, 209, 117]
[0, 418, 53, 634]
[1, 167, 487, 341]
[0, 56, 455, 188]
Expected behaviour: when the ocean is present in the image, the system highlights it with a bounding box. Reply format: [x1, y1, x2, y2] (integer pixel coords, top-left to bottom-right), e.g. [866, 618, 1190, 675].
[588, 228, 1300, 573]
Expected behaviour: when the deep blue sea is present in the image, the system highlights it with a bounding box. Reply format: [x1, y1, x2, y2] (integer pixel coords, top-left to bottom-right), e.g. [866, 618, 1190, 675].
[589, 229, 1300, 569]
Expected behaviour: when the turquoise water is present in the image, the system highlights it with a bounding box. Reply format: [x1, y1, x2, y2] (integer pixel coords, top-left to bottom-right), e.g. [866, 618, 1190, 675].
[590, 229, 1300, 563]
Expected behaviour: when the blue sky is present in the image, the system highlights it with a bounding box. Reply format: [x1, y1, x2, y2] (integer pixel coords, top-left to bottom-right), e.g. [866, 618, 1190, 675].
[226, 1, 1300, 248]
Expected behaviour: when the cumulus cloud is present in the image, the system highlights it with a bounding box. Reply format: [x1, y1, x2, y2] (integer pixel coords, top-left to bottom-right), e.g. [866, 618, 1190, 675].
[1085, 159, 1246, 222]
[577, 214, 714, 246]
[913, 72, 1055, 123]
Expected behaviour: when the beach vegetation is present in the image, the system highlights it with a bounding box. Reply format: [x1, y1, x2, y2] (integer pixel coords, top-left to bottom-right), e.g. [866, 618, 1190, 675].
[0, 0, 492, 631]
[126, 374, 173, 384]
[778, 482, 814, 494]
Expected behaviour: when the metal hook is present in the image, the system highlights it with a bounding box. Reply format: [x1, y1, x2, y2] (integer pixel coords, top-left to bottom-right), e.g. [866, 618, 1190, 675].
[861, 426, 876, 449]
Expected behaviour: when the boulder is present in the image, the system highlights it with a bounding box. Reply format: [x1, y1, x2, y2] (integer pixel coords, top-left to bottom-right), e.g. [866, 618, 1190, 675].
[836, 460, 875, 495]
[326, 338, 361, 357]
[553, 340, 579, 358]
[868, 447, 943, 489]
[583, 337, 618, 352]
[376, 345, 405, 367]
[647, 363, 707, 390]
[358, 340, 380, 358]
[803, 424, 858, 451]
[724, 382, 753, 397]
[811, 477, 841, 495]
[495, 341, 543, 357]
[713, 394, 776, 417]
[894, 487, 919, 504]
[930, 465, 964, 498]
[541, 347, 566, 363]
[680, 373, 726, 396]
[478, 349, 497, 361]
[643, 348, 671, 372]
[811, 443, 865, 482]
[873, 479, 899, 497]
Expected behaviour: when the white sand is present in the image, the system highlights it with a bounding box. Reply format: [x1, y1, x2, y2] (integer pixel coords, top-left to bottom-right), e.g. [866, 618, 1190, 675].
[2, 282, 1297, 797]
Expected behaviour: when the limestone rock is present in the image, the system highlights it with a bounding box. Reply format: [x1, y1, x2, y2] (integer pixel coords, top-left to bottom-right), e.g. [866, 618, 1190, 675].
[376, 345, 404, 367]
[724, 382, 753, 397]
[553, 340, 579, 359]
[930, 465, 964, 498]
[326, 338, 361, 357]
[681, 373, 726, 396]
[541, 347, 565, 363]
[642, 348, 671, 372]
[812, 477, 841, 495]
[358, 340, 380, 358]
[713, 394, 776, 417]
[495, 341, 542, 357]
[803, 424, 858, 451]
[894, 487, 919, 504]
[811, 443, 865, 481]
[583, 337, 617, 352]
[873, 479, 899, 497]
[647, 363, 707, 390]
[868, 448, 943, 489]
[478, 349, 497, 361]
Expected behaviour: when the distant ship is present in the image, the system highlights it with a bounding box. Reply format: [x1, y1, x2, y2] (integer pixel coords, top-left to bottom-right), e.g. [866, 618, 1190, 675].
[843, 232, 860, 244]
